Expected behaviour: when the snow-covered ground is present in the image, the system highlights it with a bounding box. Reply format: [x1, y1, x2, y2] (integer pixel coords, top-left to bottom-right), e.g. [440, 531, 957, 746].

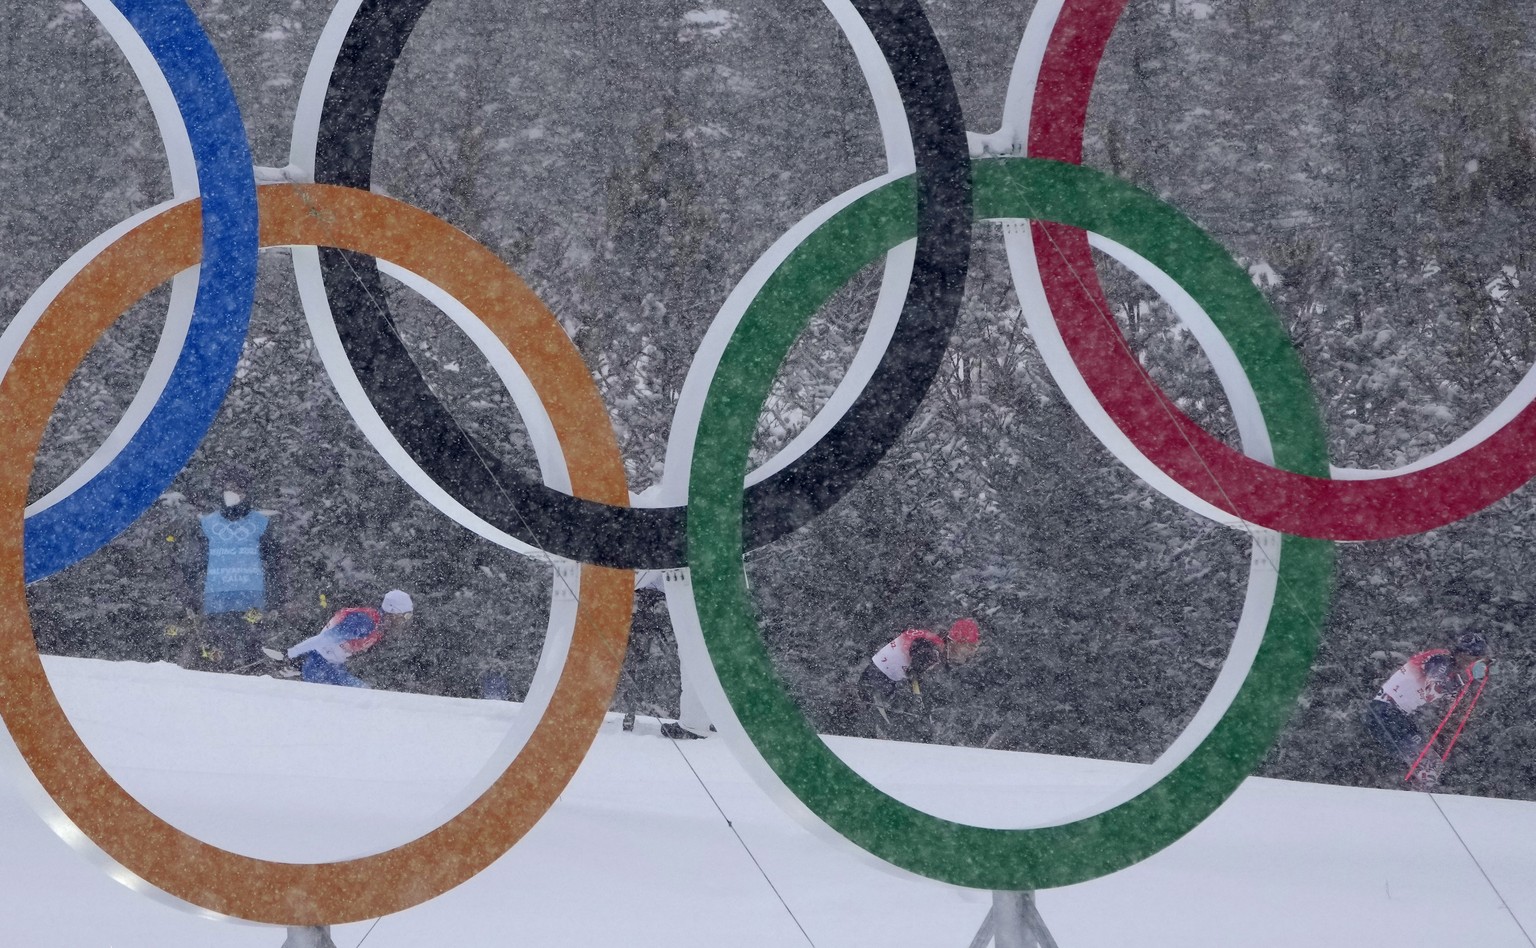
[2, 656, 1533, 947]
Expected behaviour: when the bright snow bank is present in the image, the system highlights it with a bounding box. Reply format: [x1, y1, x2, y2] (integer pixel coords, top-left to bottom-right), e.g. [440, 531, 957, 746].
[0, 656, 1532, 947]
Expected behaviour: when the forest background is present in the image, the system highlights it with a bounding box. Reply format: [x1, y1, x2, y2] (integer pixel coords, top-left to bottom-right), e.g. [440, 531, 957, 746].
[2, 0, 1535, 799]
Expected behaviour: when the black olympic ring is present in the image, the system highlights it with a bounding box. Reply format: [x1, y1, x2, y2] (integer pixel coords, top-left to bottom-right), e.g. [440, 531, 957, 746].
[311, 0, 972, 568]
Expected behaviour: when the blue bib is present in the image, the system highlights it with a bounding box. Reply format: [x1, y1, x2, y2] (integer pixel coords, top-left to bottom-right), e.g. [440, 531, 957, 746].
[200, 510, 269, 614]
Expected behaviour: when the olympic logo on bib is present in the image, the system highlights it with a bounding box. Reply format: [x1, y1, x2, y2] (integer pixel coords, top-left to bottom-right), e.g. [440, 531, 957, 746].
[0, 0, 1527, 925]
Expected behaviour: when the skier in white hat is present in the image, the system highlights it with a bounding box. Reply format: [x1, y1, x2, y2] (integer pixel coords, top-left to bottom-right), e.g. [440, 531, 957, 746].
[271, 589, 415, 688]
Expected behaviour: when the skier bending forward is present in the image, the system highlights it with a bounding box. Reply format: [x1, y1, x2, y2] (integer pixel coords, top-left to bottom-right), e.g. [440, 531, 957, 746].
[284, 590, 414, 688]
[1363, 631, 1489, 789]
[855, 618, 981, 738]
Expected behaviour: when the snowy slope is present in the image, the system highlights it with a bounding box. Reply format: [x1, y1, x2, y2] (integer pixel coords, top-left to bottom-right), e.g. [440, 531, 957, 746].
[0, 656, 1532, 947]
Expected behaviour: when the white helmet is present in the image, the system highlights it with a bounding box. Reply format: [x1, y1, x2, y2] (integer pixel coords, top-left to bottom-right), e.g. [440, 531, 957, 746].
[381, 589, 414, 614]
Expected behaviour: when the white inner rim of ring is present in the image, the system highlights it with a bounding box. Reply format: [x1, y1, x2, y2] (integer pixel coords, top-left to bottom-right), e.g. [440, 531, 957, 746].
[7, 0, 200, 520]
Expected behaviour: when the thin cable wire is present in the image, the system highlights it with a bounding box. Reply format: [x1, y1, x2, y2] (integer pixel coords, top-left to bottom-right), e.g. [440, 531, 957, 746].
[617, 584, 810, 942]
[666, 737, 819, 948]
[599, 596, 808, 939]
[353, 917, 383, 948]
[1427, 792, 1536, 948]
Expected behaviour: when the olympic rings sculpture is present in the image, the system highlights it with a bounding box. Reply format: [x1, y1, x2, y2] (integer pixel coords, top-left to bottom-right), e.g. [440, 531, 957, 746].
[0, 0, 1528, 925]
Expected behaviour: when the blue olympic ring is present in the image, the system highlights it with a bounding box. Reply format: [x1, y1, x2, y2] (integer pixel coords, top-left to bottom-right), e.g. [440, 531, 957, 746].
[21, 0, 256, 583]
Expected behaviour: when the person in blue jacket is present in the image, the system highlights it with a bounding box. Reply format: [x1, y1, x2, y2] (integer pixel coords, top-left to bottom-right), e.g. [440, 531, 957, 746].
[283, 590, 414, 688]
[188, 466, 281, 670]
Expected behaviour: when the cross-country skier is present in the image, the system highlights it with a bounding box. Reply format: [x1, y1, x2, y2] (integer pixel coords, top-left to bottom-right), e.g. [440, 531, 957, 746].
[278, 590, 414, 688]
[1364, 631, 1490, 789]
[855, 618, 981, 738]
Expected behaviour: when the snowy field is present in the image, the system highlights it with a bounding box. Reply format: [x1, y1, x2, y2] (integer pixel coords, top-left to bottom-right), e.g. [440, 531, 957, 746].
[1, 656, 1533, 947]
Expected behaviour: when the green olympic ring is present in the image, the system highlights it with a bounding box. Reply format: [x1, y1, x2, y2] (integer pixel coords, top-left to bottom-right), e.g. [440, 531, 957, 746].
[685, 156, 1336, 890]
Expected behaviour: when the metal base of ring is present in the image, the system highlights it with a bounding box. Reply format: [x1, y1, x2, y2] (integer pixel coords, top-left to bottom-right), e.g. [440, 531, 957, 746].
[968, 891, 1059, 948]
[282, 926, 338, 948]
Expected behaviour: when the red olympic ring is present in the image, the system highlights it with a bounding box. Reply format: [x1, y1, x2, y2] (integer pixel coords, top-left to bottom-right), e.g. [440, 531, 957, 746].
[1028, 0, 1536, 541]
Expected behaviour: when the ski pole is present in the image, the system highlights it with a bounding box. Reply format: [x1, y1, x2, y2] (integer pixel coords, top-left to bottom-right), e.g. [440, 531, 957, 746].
[1406, 678, 1469, 783]
[228, 648, 292, 674]
[1438, 665, 1491, 764]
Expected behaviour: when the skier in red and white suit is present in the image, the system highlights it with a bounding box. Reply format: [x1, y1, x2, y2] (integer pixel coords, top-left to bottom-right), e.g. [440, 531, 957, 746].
[868, 628, 946, 685]
[856, 619, 981, 734]
[1364, 632, 1489, 787]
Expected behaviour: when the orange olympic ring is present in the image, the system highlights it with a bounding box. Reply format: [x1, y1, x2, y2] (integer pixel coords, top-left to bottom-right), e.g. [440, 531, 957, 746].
[0, 184, 633, 924]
